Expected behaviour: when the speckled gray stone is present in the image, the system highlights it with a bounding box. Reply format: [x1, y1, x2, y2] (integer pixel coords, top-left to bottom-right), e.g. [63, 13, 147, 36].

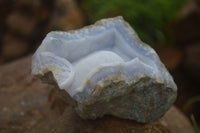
[32, 16, 177, 123]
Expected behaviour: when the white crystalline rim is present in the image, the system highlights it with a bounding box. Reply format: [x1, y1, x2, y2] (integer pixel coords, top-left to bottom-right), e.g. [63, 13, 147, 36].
[32, 52, 75, 89]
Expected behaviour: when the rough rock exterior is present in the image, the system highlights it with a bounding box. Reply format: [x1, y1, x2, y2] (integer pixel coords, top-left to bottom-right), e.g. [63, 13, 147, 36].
[32, 16, 177, 123]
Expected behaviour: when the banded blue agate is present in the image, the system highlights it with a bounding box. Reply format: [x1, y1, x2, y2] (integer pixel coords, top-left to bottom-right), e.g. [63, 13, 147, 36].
[32, 16, 177, 123]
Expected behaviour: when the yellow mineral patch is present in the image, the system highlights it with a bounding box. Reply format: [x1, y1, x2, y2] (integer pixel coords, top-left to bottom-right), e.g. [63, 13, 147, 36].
[97, 66, 103, 70]
[84, 78, 90, 86]
[113, 75, 124, 84]
[44, 64, 62, 78]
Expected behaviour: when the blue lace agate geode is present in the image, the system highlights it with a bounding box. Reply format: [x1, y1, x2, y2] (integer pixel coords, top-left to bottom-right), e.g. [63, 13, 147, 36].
[32, 16, 177, 123]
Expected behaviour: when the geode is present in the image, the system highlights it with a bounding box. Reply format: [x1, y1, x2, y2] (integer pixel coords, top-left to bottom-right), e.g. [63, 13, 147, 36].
[32, 16, 177, 123]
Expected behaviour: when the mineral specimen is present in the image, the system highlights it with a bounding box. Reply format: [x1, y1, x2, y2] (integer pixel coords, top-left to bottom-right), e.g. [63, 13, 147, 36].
[32, 16, 177, 123]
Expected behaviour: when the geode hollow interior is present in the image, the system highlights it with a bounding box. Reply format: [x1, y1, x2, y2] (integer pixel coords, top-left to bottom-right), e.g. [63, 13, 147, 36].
[32, 16, 177, 123]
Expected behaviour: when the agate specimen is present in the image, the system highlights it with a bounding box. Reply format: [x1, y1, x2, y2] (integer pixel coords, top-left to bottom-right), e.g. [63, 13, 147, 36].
[32, 16, 177, 123]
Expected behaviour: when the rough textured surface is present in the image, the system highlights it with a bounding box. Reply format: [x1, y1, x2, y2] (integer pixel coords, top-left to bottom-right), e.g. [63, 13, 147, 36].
[0, 56, 195, 133]
[32, 16, 177, 123]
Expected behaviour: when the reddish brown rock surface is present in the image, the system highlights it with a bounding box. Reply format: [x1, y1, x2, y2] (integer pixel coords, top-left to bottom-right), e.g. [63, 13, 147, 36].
[0, 56, 195, 133]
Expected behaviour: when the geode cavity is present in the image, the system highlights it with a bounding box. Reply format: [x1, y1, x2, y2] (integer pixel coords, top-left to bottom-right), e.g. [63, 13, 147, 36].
[32, 16, 177, 123]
